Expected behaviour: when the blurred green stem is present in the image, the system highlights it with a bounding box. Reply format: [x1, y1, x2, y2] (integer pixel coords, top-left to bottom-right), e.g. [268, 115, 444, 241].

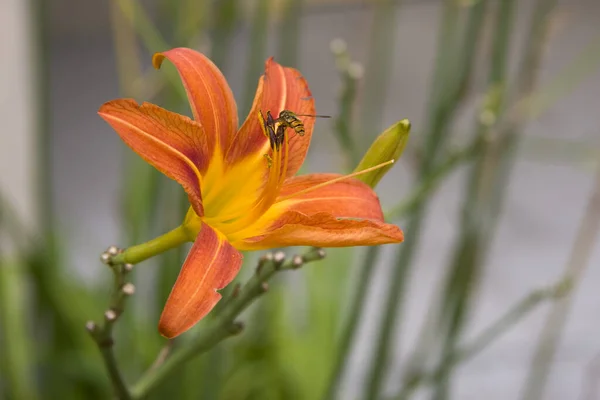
[242, 0, 271, 115]
[0, 261, 38, 400]
[88, 256, 137, 399]
[398, 281, 564, 399]
[331, 42, 362, 168]
[210, 0, 240, 69]
[131, 248, 326, 399]
[277, 0, 303, 66]
[322, 246, 381, 400]
[384, 142, 478, 221]
[430, 1, 516, 397]
[363, 2, 488, 398]
[323, 139, 474, 399]
[360, 0, 398, 147]
[521, 155, 600, 400]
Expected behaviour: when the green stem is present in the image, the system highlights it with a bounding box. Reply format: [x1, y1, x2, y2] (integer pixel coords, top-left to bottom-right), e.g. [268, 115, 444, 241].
[100, 346, 132, 400]
[430, 2, 516, 398]
[397, 283, 562, 399]
[384, 142, 478, 221]
[0, 261, 39, 400]
[277, 0, 303, 67]
[242, 0, 270, 115]
[359, 0, 398, 148]
[363, 2, 488, 398]
[322, 246, 381, 399]
[130, 248, 325, 398]
[111, 225, 190, 265]
[331, 43, 361, 169]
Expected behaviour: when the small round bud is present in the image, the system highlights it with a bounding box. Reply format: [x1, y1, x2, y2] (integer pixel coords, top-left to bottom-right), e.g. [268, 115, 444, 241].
[317, 249, 326, 259]
[348, 62, 364, 80]
[292, 255, 303, 268]
[100, 252, 111, 265]
[330, 38, 347, 55]
[261, 253, 274, 262]
[260, 282, 269, 292]
[106, 246, 119, 256]
[104, 309, 117, 322]
[123, 263, 134, 272]
[122, 283, 136, 296]
[273, 251, 286, 263]
[85, 321, 97, 333]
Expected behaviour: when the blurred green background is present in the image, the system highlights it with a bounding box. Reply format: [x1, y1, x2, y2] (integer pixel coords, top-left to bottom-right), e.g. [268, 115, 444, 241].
[2, 0, 600, 399]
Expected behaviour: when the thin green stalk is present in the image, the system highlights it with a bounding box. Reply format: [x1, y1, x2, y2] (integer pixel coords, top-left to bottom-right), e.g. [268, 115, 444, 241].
[277, 0, 303, 67]
[430, 2, 516, 398]
[322, 246, 381, 400]
[384, 142, 478, 221]
[88, 250, 138, 400]
[30, 0, 52, 235]
[521, 156, 600, 400]
[116, 0, 186, 100]
[331, 40, 362, 168]
[110, 225, 189, 265]
[130, 248, 326, 399]
[363, 2, 488, 398]
[359, 0, 399, 148]
[397, 282, 563, 399]
[242, 0, 271, 115]
[210, 0, 240, 70]
[323, 139, 475, 399]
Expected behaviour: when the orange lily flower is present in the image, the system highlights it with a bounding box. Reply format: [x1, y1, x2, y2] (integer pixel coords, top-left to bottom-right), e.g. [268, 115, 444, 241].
[98, 48, 403, 338]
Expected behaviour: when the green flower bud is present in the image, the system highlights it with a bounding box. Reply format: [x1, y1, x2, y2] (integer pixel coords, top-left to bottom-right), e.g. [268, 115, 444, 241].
[354, 119, 411, 188]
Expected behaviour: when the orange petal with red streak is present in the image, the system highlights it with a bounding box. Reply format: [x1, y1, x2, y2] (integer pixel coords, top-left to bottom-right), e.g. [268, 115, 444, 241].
[98, 99, 206, 216]
[153, 48, 238, 154]
[159, 224, 243, 338]
[276, 174, 385, 221]
[226, 58, 315, 176]
[237, 212, 403, 250]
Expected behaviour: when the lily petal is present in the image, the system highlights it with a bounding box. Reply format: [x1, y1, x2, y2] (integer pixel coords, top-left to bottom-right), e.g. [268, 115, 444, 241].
[236, 211, 403, 250]
[159, 224, 243, 338]
[276, 174, 385, 221]
[226, 58, 315, 177]
[99, 99, 206, 216]
[153, 48, 238, 155]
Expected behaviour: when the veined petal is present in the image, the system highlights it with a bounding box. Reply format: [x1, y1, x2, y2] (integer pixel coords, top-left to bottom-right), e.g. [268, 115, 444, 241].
[234, 211, 404, 251]
[159, 224, 243, 338]
[225, 58, 315, 176]
[276, 174, 385, 221]
[99, 99, 206, 216]
[153, 48, 238, 154]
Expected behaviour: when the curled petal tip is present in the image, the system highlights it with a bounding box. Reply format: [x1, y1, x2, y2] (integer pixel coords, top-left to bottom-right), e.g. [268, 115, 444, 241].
[152, 53, 166, 69]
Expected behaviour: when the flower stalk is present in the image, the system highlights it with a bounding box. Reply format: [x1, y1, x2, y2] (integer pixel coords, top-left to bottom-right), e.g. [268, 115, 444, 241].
[130, 248, 326, 398]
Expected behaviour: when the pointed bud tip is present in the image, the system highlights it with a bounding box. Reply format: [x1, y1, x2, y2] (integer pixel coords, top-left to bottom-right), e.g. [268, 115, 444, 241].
[399, 119, 411, 132]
